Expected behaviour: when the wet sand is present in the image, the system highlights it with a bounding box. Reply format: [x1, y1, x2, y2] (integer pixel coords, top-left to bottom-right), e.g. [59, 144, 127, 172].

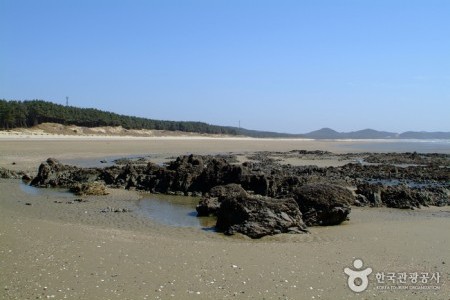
[1, 137, 449, 299]
[0, 137, 359, 173]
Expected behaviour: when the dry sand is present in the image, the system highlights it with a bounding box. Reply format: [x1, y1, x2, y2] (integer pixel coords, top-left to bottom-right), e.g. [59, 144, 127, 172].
[1, 137, 449, 299]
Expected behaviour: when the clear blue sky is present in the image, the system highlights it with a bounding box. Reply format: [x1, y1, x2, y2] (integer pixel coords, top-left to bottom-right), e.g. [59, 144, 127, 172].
[1, 0, 449, 133]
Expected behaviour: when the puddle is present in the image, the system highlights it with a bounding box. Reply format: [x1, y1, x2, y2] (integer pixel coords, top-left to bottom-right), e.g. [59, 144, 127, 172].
[19, 182, 216, 230]
[138, 194, 216, 229]
[19, 181, 74, 198]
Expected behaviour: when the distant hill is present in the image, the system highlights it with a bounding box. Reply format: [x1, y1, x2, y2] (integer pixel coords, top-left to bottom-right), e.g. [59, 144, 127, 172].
[343, 129, 398, 139]
[304, 128, 449, 140]
[304, 128, 398, 139]
[303, 128, 338, 139]
[1, 99, 449, 139]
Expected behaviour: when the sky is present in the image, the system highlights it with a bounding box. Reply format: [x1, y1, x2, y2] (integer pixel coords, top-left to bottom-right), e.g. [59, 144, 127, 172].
[1, 0, 449, 133]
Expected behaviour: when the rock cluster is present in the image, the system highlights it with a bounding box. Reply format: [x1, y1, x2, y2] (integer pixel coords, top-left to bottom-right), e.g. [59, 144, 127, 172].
[30, 158, 101, 188]
[0, 167, 20, 179]
[0, 167, 28, 180]
[100, 207, 131, 213]
[27, 151, 449, 238]
[197, 183, 352, 237]
[355, 183, 449, 209]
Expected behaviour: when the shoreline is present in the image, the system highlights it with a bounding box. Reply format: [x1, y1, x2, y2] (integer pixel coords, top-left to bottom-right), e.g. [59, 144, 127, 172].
[1, 130, 449, 142]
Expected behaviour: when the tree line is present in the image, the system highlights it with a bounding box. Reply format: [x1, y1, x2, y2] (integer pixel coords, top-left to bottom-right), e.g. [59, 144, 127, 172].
[0, 99, 239, 135]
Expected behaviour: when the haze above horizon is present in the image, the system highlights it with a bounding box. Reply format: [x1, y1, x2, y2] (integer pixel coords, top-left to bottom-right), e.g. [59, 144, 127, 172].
[1, 0, 449, 134]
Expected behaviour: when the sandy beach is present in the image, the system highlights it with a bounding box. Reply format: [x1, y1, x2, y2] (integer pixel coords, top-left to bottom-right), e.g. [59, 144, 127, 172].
[1, 136, 449, 299]
[0, 136, 360, 174]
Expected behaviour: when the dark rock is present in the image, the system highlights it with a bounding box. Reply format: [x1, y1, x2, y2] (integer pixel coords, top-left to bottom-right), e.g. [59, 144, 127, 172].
[46, 157, 60, 166]
[196, 197, 220, 216]
[210, 183, 249, 198]
[215, 184, 308, 238]
[28, 152, 449, 216]
[21, 174, 32, 181]
[381, 185, 448, 209]
[381, 185, 421, 209]
[100, 206, 131, 213]
[356, 183, 448, 209]
[364, 152, 450, 166]
[115, 164, 140, 189]
[30, 158, 102, 188]
[293, 184, 353, 226]
[172, 155, 230, 193]
[25, 202, 32, 206]
[99, 166, 122, 185]
[196, 184, 246, 216]
[128, 154, 261, 195]
[354, 194, 369, 206]
[355, 183, 383, 207]
[113, 157, 148, 166]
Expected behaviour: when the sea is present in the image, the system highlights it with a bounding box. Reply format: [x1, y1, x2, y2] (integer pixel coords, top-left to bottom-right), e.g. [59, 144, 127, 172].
[336, 139, 450, 154]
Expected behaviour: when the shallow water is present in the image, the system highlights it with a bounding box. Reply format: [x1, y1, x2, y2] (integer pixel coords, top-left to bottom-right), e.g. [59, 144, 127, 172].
[19, 181, 73, 198]
[19, 182, 216, 229]
[341, 140, 450, 153]
[138, 194, 216, 229]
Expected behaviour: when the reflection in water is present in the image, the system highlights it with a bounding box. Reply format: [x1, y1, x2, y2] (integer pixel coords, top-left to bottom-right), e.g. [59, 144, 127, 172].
[139, 195, 216, 229]
[19, 182, 216, 229]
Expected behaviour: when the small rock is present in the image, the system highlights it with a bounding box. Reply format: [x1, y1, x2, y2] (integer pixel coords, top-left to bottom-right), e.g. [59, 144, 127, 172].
[22, 174, 32, 181]
[101, 207, 130, 213]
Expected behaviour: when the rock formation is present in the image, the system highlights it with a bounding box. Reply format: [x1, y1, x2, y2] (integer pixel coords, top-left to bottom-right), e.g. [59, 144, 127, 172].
[293, 184, 353, 226]
[214, 184, 308, 238]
